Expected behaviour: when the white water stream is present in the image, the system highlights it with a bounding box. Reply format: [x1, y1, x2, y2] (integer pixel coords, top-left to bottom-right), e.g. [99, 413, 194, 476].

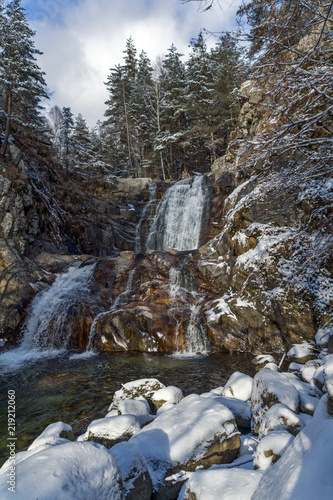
[146, 175, 206, 251]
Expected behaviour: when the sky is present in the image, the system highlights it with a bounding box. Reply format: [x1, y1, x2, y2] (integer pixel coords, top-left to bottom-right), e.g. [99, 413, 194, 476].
[21, 0, 241, 126]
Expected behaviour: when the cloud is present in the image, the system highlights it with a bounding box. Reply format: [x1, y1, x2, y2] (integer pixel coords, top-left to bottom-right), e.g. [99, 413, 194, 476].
[24, 0, 239, 126]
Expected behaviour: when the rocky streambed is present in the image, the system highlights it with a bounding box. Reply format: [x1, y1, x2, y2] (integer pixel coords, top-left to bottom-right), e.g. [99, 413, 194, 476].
[1, 332, 333, 499]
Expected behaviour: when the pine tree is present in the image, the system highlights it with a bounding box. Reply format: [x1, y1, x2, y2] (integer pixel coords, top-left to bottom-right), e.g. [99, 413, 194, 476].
[185, 32, 215, 172]
[0, 0, 48, 156]
[71, 113, 93, 167]
[60, 106, 74, 170]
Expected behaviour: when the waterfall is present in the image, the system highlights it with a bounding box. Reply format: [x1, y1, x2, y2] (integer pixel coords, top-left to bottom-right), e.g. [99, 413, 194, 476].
[22, 262, 97, 350]
[168, 267, 209, 355]
[0, 262, 97, 370]
[146, 175, 206, 251]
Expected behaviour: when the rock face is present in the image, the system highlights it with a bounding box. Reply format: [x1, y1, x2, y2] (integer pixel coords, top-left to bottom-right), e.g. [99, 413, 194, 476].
[1, 67, 331, 354]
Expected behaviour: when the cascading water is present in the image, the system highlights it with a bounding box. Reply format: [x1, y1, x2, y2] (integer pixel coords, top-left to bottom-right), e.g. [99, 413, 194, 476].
[168, 266, 209, 355]
[146, 175, 206, 251]
[0, 262, 97, 369]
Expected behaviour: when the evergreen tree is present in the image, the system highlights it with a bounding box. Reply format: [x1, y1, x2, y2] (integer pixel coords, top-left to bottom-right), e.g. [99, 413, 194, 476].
[71, 113, 93, 166]
[0, 0, 48, 156]
[185, 32, 215, 172]
[60, 106, 74, 170]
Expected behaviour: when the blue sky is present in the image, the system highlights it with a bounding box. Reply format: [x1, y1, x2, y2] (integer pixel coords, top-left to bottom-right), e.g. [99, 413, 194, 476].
[21, 0, 240, 126]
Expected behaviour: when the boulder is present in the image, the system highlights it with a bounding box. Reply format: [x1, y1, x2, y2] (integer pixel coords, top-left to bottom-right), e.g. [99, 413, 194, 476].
[0, 441, 123, 500]
[28, 422, 74, 451]
[253, 430, 295, 470]
[252, 421, 333, 500]
[251, 369, 300, 434]
[130, 394, 241, 499]
[85, 414, 141, 448]
[152, 386, 184, 410]
[258, 403, 305, 438]
[180, 468, 264, 500]
[287, 342, 316, 364]
[117, 399, 154, 426]
[110, 378, 166, 411]
[111, 441, 152, 500]
[221, 371, 253, 401]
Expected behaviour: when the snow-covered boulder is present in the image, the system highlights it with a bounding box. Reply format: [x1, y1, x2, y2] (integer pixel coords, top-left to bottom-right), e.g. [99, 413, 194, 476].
[111, 441, 152, 500]
[117, 398, 154, 425]
[263, 362, 279, 371]
[324, 354, 333, 417]
[301, 359, 322, 384]
[85, 414, 141, 448]
[130, 394, 241, 499]
[221, 371, 253, 401]
[315, 327, 331, 347]
[258, 404, 304, 438]
[156, 402, 175, 415]
[312, 364, 325, 392]
[251, 369, 300, 434]
[28, 422, 74, 451]
[0, 441, 122, 500]
[287, 342, 315, 364]
[252, 421, 333, 500]
[110, 378, 165, 410]
[253, 431, 294, 470]
[179, 468, 264, 500]
[211, 395, 252, 430]
[152, 385, 183, 410]
[252, 354, 276, 370]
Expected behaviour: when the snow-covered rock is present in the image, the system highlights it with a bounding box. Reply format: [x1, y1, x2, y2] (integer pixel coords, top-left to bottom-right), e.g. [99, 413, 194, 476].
[111, 441, 152, 500]
[156, 402, 175, 415]
[179, 468, 264, 500]
[251, 369, 300, 434]
[221, 371, 253, 401]
[324, 354, 333, 397]
[0, 441, 122, 500]
[315, 327, 331, 347]
[312, 364, 325, 392]
[110, 378, 165, 410]
[117, 398, 154, 425]
[152, 385, 183, 410]
[210, 395, 252, 430]
[263, 362, 279, 371]
[252, 421, 333, 500]
[130, 394, 241, 498]
[253, 430, 295, 470]
[238, 435, 258, 457]
[287, 342, 315, 364]
[258, 403, 304, 438]
[85, 414, 141, 447]
[28, 421, 74, 451]
[252, 354, 276, 369]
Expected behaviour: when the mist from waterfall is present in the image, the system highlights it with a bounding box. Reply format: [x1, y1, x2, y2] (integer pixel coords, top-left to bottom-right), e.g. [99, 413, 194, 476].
[146, 176, 206, 251]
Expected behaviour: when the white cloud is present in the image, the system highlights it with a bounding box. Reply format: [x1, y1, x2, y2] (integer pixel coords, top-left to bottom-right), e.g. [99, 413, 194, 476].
[28, 0, 239, 126]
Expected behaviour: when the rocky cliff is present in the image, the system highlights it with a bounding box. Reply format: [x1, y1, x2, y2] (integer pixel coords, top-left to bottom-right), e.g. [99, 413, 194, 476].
[0, 76, 331, 354]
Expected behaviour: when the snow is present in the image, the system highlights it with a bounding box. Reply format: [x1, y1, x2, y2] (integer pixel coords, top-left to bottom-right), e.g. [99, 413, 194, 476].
[156, 402, 175, 415]
[315, 327, 331, 347]
[222, 371, 253, 401]
[0, 441, 122, 500]
[238, 434, 258, 457]
[252, 421, 333, 500]
[258, 403, 304, 438]
[130, 394, 239, 487]
[287, 342, 314, 362]
[324, 354, 333, 396]
[85, 414, 141, 441]
[110, 442, 150, 497]
[27, 421, 73, 451]
[253, 431, 295, 470]
[178, 468, 264, 500]
[152, 385, 183, 404]
[206, 296, 237, 323]
[252, 354, 275, 366]
[110, 378, 165, 410]
[117, 398, 154, 425]
[235, 297, 256, 309]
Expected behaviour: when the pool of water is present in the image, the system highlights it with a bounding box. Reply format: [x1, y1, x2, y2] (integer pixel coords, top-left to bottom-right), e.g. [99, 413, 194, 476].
[0, 351, 256, 466]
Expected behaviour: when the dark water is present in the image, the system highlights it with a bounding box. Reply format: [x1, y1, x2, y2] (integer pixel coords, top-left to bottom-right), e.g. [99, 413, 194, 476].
[0, 351, 255, 466]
